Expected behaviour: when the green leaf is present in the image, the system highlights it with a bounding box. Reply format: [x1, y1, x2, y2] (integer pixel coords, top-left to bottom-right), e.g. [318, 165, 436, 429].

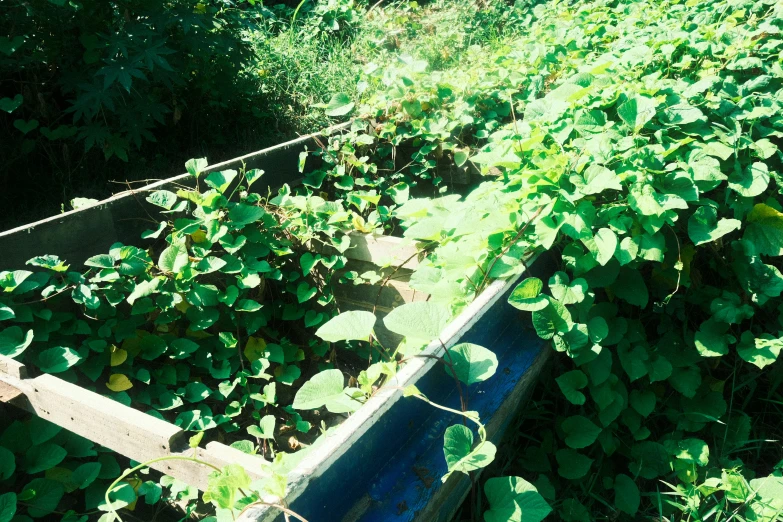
[170, 338, 200, 359]
[158, 242, 188, 273]
[611, 268, 648, 308]
[617, 95, 657, 132]
[84, 254, 116, 269]
[710, 293, 753, 324]
[245, 169, 264, 187]
[185, 157, 208, 178]
[0, 447, 14, 481]
[0, 326, 34, 357]
[630, 389, 656, 417]
[443, 424, 496, 477]
[747, 476, 783, 521]
[688, 206, 741, 246]
[0, 493, 16, 522]
[454, 150, 469, 168]
[315, 310, 376, 343]
[737, 331, 782, 369]
[728, 162, 769, 198]
[662, 103, 704, 125]
[228, 204, 265, 226]
[744, 203, 783, 256]
[296, 282, 317, 303]
[614, 474, 640, 515]
[694, 319, 733, 357]
[483, 476, 552, 522]
[447, 343, 498, 385]
[300, 252, 318, 274]
[38, 346, 82, 373]
[324, 93, 355, 117]
[292, 369, 345, 410]
[0, 304, 15, 321]
[532, 300, 571, 340]
[0, 270, 32, 292]
[671, 438, 709, 466]
[669, 366, 702, 398]
[0, 94, 23, 113]
[556, 370, 588, 405]
[14, 118, 39, 134]
[508, 277, 548, 311]
[26, 255, 69, 272]
[188, 432, 204, 449]
[235, 299, 261, 312]
[549, 273, 587, 305]
[247, 415, 276, 440]
[556, 449, 593, 480]
[205, 170, 237, 194]
[579, 164, 622, 195]
[383, 301, 450, 343]
[203, 464, 251, 510]
[71, 462, 101, 489]
[28, 417, 61, 445]
[184, 382, 211, 403]
[24, 443, 66, 474]
[582, 228, 617, 266]
[561, 415, 601, 449]
[186, 306, 219, 331]
[21, 478, 63, 517]
[146, 190, 178, 210]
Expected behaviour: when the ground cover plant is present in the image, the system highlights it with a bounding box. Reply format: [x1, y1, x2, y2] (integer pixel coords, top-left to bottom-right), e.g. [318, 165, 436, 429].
[0, 0, 520, 230]
[3, 0, 783, 521]
[269, 0, 783, 518]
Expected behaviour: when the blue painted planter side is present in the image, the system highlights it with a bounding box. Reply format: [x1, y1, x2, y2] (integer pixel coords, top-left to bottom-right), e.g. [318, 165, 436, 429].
[284, 273, 547, 521]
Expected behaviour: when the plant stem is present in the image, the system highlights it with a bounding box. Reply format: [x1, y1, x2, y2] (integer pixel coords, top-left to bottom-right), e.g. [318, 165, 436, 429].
[104, 455, 221, 522]
[478, 205, 545, 292]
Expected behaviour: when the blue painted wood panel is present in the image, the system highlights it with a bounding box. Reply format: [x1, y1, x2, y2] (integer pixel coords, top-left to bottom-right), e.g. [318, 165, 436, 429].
[284, 255, 555, 521]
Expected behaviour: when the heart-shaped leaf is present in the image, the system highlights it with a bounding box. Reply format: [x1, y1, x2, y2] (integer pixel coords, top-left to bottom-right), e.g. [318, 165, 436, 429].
[316, 310, 376, 343]
[13, 119, 38, 134]
[0, 94, 23, 113]
[324, 93, 354, 117]
[446, 343, 498, 385]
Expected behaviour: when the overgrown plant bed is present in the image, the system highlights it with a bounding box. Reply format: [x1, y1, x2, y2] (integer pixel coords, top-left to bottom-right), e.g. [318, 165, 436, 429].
[0, 135, 547, 522]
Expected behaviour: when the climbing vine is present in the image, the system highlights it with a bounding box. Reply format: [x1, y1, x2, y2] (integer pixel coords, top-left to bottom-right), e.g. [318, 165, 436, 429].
[3, 0, 783, 520]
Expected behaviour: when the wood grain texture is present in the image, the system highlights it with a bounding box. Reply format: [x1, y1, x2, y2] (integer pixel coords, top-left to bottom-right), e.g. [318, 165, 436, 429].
[0, 367, 271, 490]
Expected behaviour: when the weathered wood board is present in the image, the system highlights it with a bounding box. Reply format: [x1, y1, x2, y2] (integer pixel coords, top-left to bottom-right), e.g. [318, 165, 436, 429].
[0, 355, 269, 491]
[0, 124, 348, 271]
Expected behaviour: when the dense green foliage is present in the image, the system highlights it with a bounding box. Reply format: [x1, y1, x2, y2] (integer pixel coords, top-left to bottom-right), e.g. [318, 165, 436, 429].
[293, 0, 783, 518]
[0, 0, 522, 230]
[1, 0, 262, 222]
[3, 0, 783, 520]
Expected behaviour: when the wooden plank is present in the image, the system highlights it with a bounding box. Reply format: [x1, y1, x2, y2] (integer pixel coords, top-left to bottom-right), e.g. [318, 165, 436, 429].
[0, 371, 184, 461]
[345, 233, 420, 269]
[313, 233, 421, 270]
[0, 381, 23, 402]
[0, 355, 268, 490]
[0, 355, 27, 379]
[153, 443, 269, 492]
[0, 123, 350, 271]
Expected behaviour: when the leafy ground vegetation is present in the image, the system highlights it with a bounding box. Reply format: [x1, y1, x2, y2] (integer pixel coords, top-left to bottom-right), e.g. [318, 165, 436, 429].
[0, 0, 518, 230]
[3, 0, 783, 521]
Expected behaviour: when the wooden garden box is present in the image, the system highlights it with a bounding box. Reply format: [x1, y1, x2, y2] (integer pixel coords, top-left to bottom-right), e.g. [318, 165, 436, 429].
[0, 128, 549, 521]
